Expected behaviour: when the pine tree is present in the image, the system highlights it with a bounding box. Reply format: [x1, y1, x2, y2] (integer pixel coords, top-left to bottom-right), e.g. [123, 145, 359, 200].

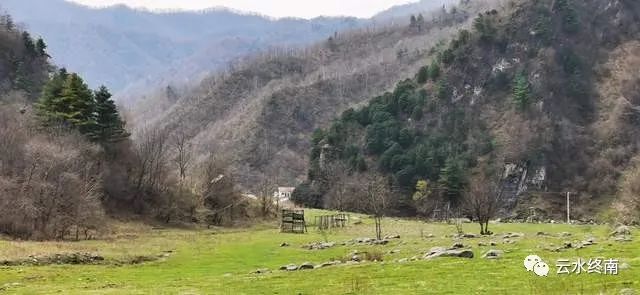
[438, 157, 465, 206]
[22, 32, 36, 55]
[410, 15, 417, 28]
[35, 38, 48, 57]
[513, 72, 530, 110]
[417, 65, 429, 84]
[37, 68, 69, 123]
[91, 86, 130, 143]
[428, 61, 440, 81]
[417, 14, 425, 31]
[59, 73, 96, 133]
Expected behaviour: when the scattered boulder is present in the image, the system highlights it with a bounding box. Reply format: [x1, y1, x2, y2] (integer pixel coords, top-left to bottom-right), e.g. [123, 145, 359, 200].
[389, 249, 401, 254]
[424, 234, 435, 238]
[397, 258, 408, 263]
[563, 241, 573, 249]
[614, 236, 633, 242]
[478, 242, 487, 247]
[424, 248, 474, 259]
[384, 234, 401, 239]
[620, 288, 636, 295]
[280, 264, 298, 271]
[611, 225, 632, 237]
[620, 263, 631, 270]
[253, 268, 270, 274]
[451, 242, 465, 249]
[482, 249, 504, 259]
[580, 237, 596, 246]
[317, 261, 341, 268]
[372, 239, 389, 245]
[280, 242, 290, 247]
[560, 232, 572, 237]
[298, 262, 315, 270]
[462, 233, 478, 238]
[303, 242, 336, 250]
[351, 255, 361, 262]
[537, 232, 551, 236]
[503, 232, 524, 239]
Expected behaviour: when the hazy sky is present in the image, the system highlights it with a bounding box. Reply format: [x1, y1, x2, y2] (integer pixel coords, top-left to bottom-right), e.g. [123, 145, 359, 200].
[67, 0, 419, 19]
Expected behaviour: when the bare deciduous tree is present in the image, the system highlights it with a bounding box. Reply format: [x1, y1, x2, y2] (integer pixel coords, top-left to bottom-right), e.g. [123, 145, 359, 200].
[464, 161, 503, 235]
[361, 174, 391, 240]
[172, 129, 192, 181]
[323, 161, 350, 212]
[131, 127, 169, 213]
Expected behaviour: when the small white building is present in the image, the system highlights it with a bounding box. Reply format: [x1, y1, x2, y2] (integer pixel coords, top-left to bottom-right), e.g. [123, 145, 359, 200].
[274, 187, 295, 202]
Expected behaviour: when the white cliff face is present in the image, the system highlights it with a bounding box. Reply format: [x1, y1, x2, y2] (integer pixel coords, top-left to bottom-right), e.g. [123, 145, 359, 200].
[500, 162, 546, 212]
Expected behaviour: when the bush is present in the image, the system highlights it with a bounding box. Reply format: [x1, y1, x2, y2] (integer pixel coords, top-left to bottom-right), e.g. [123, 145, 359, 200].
[428, 61, 441, 81]
[417, 66, 429, 84]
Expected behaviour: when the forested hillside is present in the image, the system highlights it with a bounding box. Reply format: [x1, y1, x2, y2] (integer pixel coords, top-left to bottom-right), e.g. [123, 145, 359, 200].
[295, 0, 640, 222]
[139, 0, 507, 191]
[0, 13, 250, 240]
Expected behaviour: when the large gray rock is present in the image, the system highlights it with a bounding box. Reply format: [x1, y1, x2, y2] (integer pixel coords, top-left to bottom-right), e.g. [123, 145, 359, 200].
[298, 262, 315, 270]
[503, 232, 524, 239]
[451, 242, 465, 249]
[316, 261, 341, 268]
[611, 225, 632, 237]
[279, 264, 298, 271]
[424, 248, 474, 259]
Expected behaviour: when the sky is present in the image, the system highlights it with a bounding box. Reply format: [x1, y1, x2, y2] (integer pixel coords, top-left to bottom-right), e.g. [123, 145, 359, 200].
[67, 0, 419, 19]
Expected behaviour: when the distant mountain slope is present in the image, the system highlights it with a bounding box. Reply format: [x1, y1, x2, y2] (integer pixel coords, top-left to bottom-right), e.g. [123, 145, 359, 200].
[139, 0, 505, 191]
[1, 0, 362, 93]
[373, 0, 459, 21]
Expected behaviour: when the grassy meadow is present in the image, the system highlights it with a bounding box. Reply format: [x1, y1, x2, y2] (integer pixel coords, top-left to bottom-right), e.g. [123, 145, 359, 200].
[0, 210, 638, 294]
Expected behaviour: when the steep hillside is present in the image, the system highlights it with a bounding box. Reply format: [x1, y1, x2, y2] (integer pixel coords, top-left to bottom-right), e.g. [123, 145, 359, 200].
[1, 0, 362, 93]
[141, 0, 506, 191]
[297, 0, 640, 220]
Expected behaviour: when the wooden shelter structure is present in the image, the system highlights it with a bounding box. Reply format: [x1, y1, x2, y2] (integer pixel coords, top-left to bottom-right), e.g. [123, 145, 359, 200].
[280, 209, 307, 233]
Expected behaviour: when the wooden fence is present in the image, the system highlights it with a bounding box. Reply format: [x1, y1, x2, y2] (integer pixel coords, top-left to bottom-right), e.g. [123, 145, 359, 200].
[315, 213, 349, 230]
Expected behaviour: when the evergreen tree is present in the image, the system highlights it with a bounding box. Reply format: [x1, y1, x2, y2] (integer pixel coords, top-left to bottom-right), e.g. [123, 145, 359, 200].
[35, 38, 48, 57]
[22, 31, 36, 55]
[417, 65, 429, 84]
[3, 14, 14, 31]
[91, 86, 130, 143]
[410, 15, 417, 28]
[417, 14, 425, 31]
[436, 79, 450, 100]
[59, 73, 96, 133]
[513, 72, 530, 110]
[438, 157, 465, 206]
[428, 61, 441, 81]
[37, 68, 69, 123]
